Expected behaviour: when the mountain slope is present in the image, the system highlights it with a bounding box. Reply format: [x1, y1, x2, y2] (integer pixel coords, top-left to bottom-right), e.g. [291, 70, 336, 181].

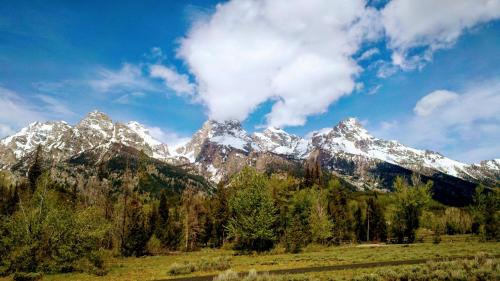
[0, 111, 498, 202]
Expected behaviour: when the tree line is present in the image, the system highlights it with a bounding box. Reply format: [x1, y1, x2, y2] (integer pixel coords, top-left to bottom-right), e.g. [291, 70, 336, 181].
[0, 148, 498, 277]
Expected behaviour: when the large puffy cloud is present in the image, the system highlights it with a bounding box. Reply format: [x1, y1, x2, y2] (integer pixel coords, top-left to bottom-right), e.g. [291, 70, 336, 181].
[374, 80, 500, 163]
[382, 0, 500, 69]
[178, 0, 381, 127]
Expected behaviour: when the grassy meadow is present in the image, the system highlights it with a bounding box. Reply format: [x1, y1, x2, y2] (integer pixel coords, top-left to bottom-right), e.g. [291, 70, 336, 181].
[5, 235, 495, 281]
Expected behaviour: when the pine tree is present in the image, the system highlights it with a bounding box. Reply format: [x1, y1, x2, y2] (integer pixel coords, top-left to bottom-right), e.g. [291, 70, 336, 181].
[121, 198, 150, 257]
[28, 145, 43, 192]
[354, 206, 365, 242]
[156, 189, 170, 245]
[366, 197, 387, 241]
[158, 190, 169, 227]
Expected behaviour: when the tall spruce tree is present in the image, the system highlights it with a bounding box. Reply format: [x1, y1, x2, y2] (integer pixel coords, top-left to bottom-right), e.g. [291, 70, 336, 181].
[28, 145, 43, 192]
[354, 206, 365, 242]
[366, 197, 387, 241]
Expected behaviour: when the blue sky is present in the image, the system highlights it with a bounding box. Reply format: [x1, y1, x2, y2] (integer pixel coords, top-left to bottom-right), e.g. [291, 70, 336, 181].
[0, 0, 499, 163]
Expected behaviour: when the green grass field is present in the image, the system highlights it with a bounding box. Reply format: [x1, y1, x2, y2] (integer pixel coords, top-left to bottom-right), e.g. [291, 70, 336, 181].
[3, 235, 498, 281]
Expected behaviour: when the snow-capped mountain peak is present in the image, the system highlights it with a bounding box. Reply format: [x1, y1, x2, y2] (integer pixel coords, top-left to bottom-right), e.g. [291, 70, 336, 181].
[253, 126, 309, 157]
[125, 121, 162, 147]
[0, 111, 171, 168]
[0, 112, 498, 186]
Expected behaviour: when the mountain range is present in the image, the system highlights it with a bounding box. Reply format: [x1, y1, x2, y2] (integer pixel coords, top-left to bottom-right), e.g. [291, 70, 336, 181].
[1, 110, 498, 205]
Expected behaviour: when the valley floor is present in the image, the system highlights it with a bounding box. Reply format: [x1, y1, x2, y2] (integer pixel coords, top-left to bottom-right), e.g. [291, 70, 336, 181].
[3, 235, 497, 281]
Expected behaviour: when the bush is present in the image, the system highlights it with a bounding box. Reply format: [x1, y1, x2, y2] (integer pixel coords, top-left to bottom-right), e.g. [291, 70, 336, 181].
[167, 256, 232, 275]
[12, 272, 42, 281]
[167, 262, 196, 275]
[198, 256, 231, 271]
[146, 235, 163, 255]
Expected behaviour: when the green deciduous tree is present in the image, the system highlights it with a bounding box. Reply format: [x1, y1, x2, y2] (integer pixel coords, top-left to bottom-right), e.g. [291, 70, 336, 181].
[284, 189, 312, 253]
[327, 179, 353, 243]
[1, 174, 109, 274]
[227, 168, 277, 252]
[309, 188, 332, 244]
[390, 176, 432, 243]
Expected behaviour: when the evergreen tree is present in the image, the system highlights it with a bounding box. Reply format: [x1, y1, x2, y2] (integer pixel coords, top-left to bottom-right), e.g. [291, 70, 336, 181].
[209, 186, 231, 247]
[354, 206, 365, 242]
[28, 145, 43, 192]
[366, 197, 387, 241]
[155, 189, 170, 245]
[472, 185, 499, 241]
[121, 198, 150, 257]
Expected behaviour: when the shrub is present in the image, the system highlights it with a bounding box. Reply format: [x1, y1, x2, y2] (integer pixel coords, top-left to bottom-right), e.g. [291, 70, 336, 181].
[168, 256, 232, 275]
[12, 272, 42, 281]
[167, 262, 196, 275]
[198, 256, 231, 271]
[146, 235, 163, 255]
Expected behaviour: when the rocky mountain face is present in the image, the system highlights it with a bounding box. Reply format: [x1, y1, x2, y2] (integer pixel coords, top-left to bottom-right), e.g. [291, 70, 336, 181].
[1, 111, 498, 204]
[0, 111, 170, 169]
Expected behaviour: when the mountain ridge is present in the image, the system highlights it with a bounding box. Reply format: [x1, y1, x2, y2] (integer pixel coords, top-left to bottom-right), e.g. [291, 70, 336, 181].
[1, 110, 498, 191]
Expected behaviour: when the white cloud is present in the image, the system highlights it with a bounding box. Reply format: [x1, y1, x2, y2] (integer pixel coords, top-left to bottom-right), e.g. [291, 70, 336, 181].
[367, 84, 382, 95]
[178, 0, 382, 127]
[149, 64, 196, 96]
[114, 92, 146, 105]
[374, 80, 500, 162]
[144, 47, 166, 62]
[413, 90, 459, 116]
[36, 95, 75, 117]
[0, 87, 44, 127]
[147, 126, 190, 149]
[89, 63, 157, 93]
[0, 87, 75, 138]
[382, 0, 500, 68]
[358, 48, 380, 61]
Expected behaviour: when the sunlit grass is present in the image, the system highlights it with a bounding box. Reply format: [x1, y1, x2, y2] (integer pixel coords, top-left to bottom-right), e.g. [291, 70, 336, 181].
[2, 235, 498, 281]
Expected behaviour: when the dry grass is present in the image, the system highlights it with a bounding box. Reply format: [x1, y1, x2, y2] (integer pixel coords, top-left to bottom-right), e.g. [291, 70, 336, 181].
[1, 235, 498, 281]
